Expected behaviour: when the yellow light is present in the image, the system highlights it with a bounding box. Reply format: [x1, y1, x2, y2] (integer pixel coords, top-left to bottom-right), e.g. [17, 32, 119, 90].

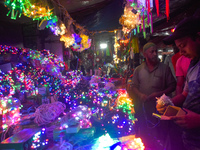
[60, 34, 75, 48]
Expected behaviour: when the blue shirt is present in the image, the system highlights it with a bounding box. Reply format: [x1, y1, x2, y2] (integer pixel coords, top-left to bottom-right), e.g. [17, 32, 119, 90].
[183, 59, 200, 149]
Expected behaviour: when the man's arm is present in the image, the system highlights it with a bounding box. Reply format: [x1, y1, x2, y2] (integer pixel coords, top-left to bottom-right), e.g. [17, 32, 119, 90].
[171, 93, 186, 106]
[176, 76, 185, 95]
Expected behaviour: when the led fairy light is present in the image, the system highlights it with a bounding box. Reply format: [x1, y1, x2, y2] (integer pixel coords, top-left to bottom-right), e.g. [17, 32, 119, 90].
[80, 34, 90, 49]
[0, 69, 15, 97]
[5, 0, 55, 21]
[31, 128, 49, 149]
[24, 4, 54, 21]
[58, 24, 66, 35]
[0, 45, 66, 96]
[113, 30, 120, 64]
[92, 133, 121, 150]
[4, 0, 31, 20]
[120, 135, 145, 150]
[0, 97, 21, 130]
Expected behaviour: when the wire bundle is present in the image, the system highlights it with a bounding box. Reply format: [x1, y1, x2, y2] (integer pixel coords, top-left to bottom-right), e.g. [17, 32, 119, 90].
[34, 101, 66, 126]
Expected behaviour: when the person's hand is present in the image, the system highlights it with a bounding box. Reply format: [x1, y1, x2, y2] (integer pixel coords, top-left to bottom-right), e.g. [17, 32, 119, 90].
[156, 103, 168, 114]
[170, 108, 200, 129]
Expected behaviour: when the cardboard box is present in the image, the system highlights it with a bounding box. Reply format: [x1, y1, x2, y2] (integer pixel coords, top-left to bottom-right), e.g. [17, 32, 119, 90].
[164, 105, 186, 116]
[160, 105, 186, 120]
[153, 105, 187, 120]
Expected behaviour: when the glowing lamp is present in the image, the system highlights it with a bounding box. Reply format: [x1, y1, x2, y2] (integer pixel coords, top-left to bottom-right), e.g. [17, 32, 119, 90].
[171, 28, 175, 33]
[100, 43, 107, 49]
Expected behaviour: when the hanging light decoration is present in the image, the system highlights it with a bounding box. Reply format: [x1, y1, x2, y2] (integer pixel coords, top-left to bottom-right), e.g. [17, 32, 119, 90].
[60, 34, 75, 48]
[119, 2, 141, 32]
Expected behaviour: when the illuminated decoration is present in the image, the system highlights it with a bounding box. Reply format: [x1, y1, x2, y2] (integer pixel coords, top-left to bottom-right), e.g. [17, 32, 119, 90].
[0, 45, 66, 96]
[115, 90, 135, 121]
[92, 133, 121, 150]
[74, 33, 82, 43]
[4, 0, 91, 50]
[119, 5, 141, 32]
[171, 28, 175, 33]
[0, 70, 14, 97]
[31, 128, 49, 149]
[166, 0, 170, 21]
[0, 97, 22, 130]
[60, 34, 75, 48]
[4, 0, 55, 21]
[92, 134, 145, 150]
[0, 45, 136, 139]
[4, 0, 31, 20]
[4, 0, 92, 51]
[119, 39, 129, 47]
[55, 23, 66, 36]
[46, 16, 58, 28]
[120, 135, 145, 150]
[122, 26, 131, 34]
[113, 30, 120, 64]
[78, 34, 91, 52]
[71, 33, 91, 52]
[64, 70, 82, 89]
[155, 0, 159, 16]
[13, 63, 36, 93]
[119, 0, 153, 37]
[46, 18, 69, 36]
[60, 105, 92, 129]
[24, 5, 54, 21]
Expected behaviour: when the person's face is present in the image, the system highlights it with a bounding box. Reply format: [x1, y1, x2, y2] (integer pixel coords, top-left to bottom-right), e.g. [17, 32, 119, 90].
[175, 36, 200, 59]
[144, 46, 158, 64]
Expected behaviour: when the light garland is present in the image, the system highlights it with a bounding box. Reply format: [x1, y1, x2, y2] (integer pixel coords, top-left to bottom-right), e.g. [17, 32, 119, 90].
[0, 96, 22, 130]
[4, 0, 91, 51]
[113, 30, 120, 64]
[31, 128, 49, 149]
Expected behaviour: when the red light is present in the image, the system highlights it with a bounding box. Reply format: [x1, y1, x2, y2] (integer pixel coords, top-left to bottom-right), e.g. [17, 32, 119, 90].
[171, 28, 175, 32]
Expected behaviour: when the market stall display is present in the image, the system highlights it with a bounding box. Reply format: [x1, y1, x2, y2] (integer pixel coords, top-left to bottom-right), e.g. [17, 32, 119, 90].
[0, 45, 144, 150]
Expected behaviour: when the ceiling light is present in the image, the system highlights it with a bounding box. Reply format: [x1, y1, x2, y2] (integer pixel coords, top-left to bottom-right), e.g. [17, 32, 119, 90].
[100, 43, 107, 49]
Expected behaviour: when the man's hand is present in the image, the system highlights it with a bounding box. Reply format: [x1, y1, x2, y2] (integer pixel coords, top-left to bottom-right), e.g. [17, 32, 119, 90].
[170, 108, 200, 129]
[156, 103, 168, 114]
